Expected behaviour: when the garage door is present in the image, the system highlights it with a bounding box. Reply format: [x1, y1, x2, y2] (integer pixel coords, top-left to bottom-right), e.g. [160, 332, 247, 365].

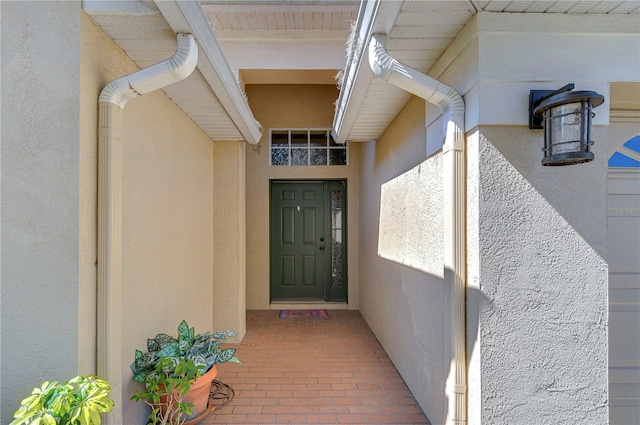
[608, 124, 640, 425]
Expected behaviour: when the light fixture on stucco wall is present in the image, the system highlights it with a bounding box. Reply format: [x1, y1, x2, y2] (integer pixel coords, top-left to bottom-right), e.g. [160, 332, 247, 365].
[529, 83, 604, 166]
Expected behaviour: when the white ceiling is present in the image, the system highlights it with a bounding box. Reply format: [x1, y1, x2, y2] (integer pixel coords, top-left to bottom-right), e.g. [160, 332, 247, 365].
[203, 1, 359, 81]
[83, 0, 639, 143]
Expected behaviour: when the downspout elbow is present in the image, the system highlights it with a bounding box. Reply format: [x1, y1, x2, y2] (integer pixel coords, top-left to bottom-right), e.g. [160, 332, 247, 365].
[368, 33, 465, 151]
[99, 33, 198, 108]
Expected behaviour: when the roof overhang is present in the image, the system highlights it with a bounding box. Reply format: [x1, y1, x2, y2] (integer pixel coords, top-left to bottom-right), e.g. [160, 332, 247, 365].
[83, 0, 262, 143]
[331, 0, 640, 145]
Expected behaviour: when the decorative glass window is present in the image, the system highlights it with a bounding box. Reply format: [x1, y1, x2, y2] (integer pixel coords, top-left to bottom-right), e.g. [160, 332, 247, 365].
[270, 129, 347, 166]
[330, 188, 344, 289]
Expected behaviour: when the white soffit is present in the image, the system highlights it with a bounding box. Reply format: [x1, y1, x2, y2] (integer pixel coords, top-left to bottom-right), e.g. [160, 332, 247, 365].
[201, 1, 359, 73]
[333, 0, 475, 143]
[82, 0, 259, 143]
[336, 0, 640, 143]
[472, 0, 640, 14]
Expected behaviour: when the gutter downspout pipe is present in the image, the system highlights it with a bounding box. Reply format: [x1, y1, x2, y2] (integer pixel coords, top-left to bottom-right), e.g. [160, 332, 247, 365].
[97, 33, 197, 425]
[369, 33, 467, 425]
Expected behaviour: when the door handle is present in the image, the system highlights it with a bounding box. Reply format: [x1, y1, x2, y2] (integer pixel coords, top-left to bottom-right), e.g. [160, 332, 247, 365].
[319, 246, 325, 251]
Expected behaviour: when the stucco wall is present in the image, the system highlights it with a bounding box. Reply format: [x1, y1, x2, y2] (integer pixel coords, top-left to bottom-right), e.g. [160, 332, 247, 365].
[1, 2, 81, 423]
[357, 96, 448, 424]
[80, 15, 215, 424]
[244, 84, 360, 310]
[213, 141, 247, 340]
[467, 126, 608, 424]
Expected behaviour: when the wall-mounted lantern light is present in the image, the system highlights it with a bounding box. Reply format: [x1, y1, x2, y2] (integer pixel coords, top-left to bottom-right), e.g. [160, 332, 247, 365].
[529, 83, 604, 166]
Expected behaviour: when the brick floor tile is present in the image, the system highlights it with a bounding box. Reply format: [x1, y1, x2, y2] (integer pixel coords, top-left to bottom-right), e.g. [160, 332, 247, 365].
[211, 414, 247, 423]
[306, 398, 335, 406]
[281, 384, 308, 391]
[275, 414, 306, 423]
[233, 405, 265, 414]
[378, 404, 409, 414]
[219, 310, 431, 425]
[278, 398, 308, 406]
[256, 384, 282, 391]
[336, 413, 367, 423]
[266, 390, 293, 398]
[290, 390, 319, 398]
[305, 414, 337, 423]
[290, 406, 320, 414]
[366, 413, 399, 423]
[250, 398, 280, 406]
[318, 405, 349, 414]
[246, 414, 276, 423]
[262, 406, 292, 414]
[347, 405, 379, 414]
[333, 397, 362, 406]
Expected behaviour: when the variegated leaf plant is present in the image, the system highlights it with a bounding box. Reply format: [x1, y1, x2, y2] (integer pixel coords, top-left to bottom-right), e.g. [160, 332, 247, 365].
[130, 320, 240, 383]
[10, 375, 114, 425]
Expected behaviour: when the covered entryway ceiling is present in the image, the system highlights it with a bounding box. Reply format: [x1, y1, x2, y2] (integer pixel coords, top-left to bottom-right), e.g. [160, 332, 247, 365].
[83, 0, 639, 144]
[332, 0, 640, 143]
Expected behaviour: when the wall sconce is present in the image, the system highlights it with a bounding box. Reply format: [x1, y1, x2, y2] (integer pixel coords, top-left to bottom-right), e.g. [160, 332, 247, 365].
[529, 83, 604, 166]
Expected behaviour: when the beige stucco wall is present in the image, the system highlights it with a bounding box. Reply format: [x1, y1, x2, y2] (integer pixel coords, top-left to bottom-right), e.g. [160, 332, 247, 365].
[244, 84, 360, 309]
[79, 12, 102, 377]
[213, 141, 247, 340]
[80, 15, 215, 424]
[1, 3, 81, 423]
[356, 96, 448, 424]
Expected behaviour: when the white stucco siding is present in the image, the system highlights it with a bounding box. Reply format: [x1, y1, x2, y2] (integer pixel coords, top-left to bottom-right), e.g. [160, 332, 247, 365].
[357, 96, 448, 424]
[471, 126, 608, 424]
[1, 2, 82, 423]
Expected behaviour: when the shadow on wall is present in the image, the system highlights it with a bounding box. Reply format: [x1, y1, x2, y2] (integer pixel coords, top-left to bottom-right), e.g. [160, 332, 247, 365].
[368, 256, 491, 424]
[484, 126, 608, 260]
[468, 129, 608, 423]
[371, 152, 490, 423]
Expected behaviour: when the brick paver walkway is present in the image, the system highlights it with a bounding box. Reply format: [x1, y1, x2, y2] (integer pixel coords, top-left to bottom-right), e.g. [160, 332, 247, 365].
[206, 310, 430, 425]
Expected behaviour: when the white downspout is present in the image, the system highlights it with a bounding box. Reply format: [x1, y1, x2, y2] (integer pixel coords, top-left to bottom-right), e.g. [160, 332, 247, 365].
[97, 33, 197, 424]
[369, 33, 467, 425]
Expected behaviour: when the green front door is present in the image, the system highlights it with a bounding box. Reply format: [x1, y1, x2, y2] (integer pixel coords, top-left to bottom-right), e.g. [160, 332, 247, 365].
[270, 182, 326, 300]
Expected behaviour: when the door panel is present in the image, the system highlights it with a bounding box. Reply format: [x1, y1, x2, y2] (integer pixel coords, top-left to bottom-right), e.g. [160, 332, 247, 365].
[271, 182, 325, 300]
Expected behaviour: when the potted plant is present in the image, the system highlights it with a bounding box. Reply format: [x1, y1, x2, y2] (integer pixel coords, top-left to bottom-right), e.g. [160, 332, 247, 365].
[130, 320, 240, 425]
[10, 375, 114, 425]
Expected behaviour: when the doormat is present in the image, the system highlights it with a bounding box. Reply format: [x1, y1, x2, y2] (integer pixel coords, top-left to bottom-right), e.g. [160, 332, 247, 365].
[279, 309, 329, 318]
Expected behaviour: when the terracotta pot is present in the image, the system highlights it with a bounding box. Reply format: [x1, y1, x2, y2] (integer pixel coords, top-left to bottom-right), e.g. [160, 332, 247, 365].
[160, 364, 218, 424]
[184, 364, 218, 420]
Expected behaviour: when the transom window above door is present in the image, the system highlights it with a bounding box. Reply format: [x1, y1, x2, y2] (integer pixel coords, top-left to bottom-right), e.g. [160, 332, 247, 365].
[270, 129, 347, 166]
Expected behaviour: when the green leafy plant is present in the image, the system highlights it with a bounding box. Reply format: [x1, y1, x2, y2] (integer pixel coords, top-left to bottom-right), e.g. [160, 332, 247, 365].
[130, 320, 241, 425]
[11, 375, 114, 425]
[131, 358, 201, 425]
[130, 320, 240, 383]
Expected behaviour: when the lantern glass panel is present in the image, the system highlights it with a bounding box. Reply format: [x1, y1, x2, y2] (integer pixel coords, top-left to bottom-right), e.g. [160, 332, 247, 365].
[549, 101, 583, 155]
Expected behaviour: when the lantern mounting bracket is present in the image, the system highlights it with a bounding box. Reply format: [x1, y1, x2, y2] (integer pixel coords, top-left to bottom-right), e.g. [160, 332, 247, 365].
[528, 83, 575, 129]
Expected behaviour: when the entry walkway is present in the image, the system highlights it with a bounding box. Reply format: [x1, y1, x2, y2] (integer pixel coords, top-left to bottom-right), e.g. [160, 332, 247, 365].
[207, 310, 431, 424]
